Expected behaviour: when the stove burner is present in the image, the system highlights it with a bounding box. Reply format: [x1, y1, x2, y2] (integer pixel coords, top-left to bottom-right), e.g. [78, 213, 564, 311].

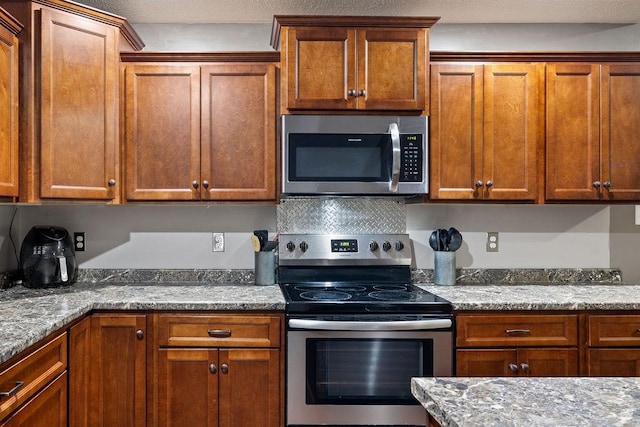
[369, 290, 424, 301]
[294, 285, 367, 292]
[373, 284, 408, 291]
[299, 291, 352, 301]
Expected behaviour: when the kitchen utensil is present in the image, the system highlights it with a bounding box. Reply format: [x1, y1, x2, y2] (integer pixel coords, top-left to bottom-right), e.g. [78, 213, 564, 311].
[253, 230, 268, 250]
[448, 227, 463, 252]
[429, 231, 439, 251]
[251, 235, 262, 252]
[262, 241, 278, 252]
[439, 229, 449, 252]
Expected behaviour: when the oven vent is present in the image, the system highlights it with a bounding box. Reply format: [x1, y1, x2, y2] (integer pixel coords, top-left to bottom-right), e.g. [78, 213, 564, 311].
[277, 197, 406, 234]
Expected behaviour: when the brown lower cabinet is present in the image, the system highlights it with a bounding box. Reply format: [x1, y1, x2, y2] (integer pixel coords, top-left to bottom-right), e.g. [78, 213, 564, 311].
[0, 373, 67, 427]
[587, 314, 640, 376]
[456, 313, 579, 376]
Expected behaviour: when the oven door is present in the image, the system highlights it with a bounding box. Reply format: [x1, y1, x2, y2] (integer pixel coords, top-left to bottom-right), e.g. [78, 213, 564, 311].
[286, 318, 452, 426]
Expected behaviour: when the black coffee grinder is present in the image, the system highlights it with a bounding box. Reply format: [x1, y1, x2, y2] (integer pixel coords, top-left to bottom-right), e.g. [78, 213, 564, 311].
[19, 226, 78, 288]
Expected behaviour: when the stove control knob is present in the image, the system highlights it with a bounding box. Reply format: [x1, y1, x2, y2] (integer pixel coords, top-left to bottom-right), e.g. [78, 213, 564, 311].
[395, 241, 405, 251]
[369, 241, 379, 252]
[286, 241, 296, 252]
[299, 241, 308, 252]
[382, 241, 392, 252]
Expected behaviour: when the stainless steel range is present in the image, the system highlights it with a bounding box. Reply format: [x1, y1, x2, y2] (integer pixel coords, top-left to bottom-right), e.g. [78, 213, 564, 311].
[278, 233, 453, 427]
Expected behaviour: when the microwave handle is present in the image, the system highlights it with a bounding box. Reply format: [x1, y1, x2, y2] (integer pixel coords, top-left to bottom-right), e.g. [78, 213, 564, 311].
[388, 123, 400, 192]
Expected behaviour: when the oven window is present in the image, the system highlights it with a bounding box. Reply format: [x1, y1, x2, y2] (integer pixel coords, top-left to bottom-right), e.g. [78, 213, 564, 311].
[288, 134, 391, 182]
[306, 338, 433, 405]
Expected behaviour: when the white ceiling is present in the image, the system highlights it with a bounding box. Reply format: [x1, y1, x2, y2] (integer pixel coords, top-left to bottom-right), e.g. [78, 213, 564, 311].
[78, 0, 640, 25]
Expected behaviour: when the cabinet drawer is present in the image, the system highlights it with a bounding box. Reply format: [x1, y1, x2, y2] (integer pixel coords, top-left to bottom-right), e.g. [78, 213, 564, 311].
[588, 315, 640, 347]
[0, 332, 67, 422]
[456, 314, 578, 347]
[157, 314, 281, 348]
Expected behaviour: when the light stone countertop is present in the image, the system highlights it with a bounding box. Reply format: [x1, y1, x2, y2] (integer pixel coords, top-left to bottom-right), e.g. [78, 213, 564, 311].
[0, 282, 285, 365]
[411, 377, 640, 427]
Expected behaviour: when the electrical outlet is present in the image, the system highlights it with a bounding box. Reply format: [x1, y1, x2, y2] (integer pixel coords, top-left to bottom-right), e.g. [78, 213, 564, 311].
[635, 205, 640, 225]
[486, 232, 499, 252]
[212, 232, 225, 252]
[74, 232, 86, 252]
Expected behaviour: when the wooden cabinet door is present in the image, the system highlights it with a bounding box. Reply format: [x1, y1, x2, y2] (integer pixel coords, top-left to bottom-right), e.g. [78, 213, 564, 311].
[357, 28, 426, 111]
[456, 349, 518, 376]
[218, 349, 280, 427]
[1, 373, 67, 427]
[483, 64, 542, 201]
[201, 64, 276, 201]
[0, 20, 19, 198]
[89, 314, 146, 427]
[124, 65, 201, 200]
[430, 64, 484, 199]
[518, 348, 578, 376]
[546, 63, 600, 200]
[39, 9, 118, 200]
[601, 64, 640, 201]
[588, 349, 640, 376]
[68, 318, 91, 427]
[157, 349, 218, 427]
[285, 27, 356, 110]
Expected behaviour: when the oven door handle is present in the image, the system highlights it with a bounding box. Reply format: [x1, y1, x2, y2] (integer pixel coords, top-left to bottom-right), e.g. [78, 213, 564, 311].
[288, 318, 452, 331]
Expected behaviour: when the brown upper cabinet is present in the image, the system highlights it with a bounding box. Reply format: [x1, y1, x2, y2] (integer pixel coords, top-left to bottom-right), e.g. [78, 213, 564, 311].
[0, 7, 21, 200]
[122, 53, 278, 202]
[2, 0, 143, 203]
[430, 62, 543, 201]
[546, 62, 640, 201]
[271, 16, 439, 113]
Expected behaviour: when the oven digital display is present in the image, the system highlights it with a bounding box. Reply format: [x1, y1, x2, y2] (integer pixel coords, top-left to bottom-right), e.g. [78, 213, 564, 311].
[331, 239, 358, 252]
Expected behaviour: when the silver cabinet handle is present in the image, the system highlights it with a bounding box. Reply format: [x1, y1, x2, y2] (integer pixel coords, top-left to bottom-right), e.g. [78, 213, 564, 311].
[593, 181, 601, 188]
[209, 363, 217, 374]
[348, 89, 356, 97]
[388, 122, 400, 193]
[192, 180, 199, 189]
[486, 180, 493, 188]
[505, 329, 531, 335]
[208, 329, 231, 338]
[221, 363, 229, 374]
[202, 180, 209, 189]
[108, 179, 116, 186]
[520, 363, 530, 372]
[136, 330, 144, 340]
[358, 89, 366, 97]
[0, 381, 24, 398]
[475, 180, 484, 188]
[508, 364, 519, 373]
[603, 181, 612, 189]
[288, 318, 452, 331]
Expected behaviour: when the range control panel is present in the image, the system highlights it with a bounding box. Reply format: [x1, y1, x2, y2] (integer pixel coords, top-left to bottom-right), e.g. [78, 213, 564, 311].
[279, 234, 412, 267]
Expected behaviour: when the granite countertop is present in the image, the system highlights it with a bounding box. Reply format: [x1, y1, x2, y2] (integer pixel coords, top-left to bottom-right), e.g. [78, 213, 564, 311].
[411, 377, 640, 427]
[0, 281, 285, 366]
[417, 284, 640, 311]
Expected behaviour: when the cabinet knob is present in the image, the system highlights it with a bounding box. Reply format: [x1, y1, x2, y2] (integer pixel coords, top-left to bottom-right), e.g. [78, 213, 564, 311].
[136, 330, 144, 340]
[508, 363, 519, 373]
[348, 89, 356, 97]
[603, 181, 612, 189]
[358, 89, 366, 97]
[486, 180, 493, 188]
[221, 363, 229, 374]
[192, 180, 199, 189]
[475, 180, 484, 188]
[108, 179, 116, 186]
[593, 181, 601, 188]
[209, 363, 217, 374]
[520, 363, 530, 372]
[202, 180, 209, 189]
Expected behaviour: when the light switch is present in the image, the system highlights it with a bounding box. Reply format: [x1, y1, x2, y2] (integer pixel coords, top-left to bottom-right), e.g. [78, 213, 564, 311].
[635, 206, 640, 225]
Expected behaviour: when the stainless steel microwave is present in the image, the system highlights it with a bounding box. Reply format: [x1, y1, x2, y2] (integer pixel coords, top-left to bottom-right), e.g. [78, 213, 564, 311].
[282, 115, 428, 195]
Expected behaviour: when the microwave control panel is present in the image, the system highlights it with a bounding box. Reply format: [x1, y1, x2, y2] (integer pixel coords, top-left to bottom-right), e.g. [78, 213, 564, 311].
[400, 135, 423, 182]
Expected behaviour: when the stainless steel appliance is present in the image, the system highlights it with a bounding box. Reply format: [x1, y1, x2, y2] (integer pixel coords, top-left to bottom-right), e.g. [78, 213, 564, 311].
[282, 115, 428, 196]
[278, 233, 453, 427]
